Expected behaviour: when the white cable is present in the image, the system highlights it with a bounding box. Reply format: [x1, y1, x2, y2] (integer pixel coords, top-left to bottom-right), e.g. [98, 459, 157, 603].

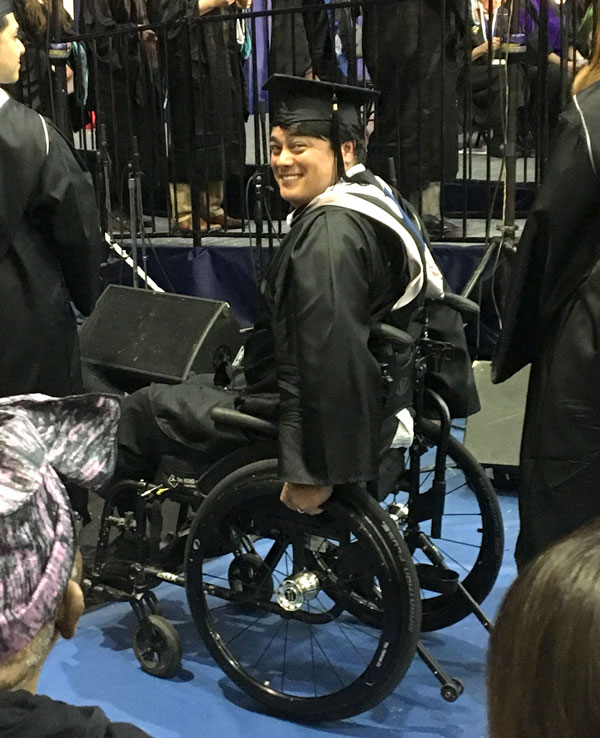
[104, 232, 164, 292]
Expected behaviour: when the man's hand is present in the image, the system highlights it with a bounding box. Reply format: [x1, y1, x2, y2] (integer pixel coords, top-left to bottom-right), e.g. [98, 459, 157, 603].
[280, 482, 333, 515]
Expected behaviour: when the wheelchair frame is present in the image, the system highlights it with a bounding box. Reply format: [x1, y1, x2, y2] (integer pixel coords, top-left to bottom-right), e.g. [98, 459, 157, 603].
[83, 294, 504, 721]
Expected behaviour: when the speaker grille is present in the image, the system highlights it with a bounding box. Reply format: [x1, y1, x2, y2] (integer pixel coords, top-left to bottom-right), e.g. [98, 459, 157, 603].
[80, 286, 242, 389]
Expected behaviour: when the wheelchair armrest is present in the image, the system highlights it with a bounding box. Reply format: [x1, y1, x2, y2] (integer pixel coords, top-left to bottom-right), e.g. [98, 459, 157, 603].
[436, 293, 480, 323]
[371, 323, 414, 350]
[211, 407, 278, 438]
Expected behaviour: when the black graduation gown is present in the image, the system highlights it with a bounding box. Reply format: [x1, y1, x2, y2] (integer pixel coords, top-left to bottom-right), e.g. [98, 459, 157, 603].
[10, 0, 54, 117]
[147, 0, 247, 184]
[465, 19, 507, 134]
[362, 0, 463, 194]
[0, 690, 150, 738]
[116, 170, 416, 484]
[0, 95, 101, 397]
[115, 168, 479, 486]
[492, 80, 600, 568]
[269, 0, 355, 83]
[269, 0, 317, 79]
[259, 205, 410, 484]
[80, 0, 164, 208]
[10, 1, 89, 133]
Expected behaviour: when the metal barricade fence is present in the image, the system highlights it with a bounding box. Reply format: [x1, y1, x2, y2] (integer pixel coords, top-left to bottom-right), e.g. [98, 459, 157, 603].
[8, 0, 590, 249]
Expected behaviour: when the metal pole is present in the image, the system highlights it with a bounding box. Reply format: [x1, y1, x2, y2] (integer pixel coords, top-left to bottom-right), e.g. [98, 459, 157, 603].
[128, 162, 139, 288]
[48, 0, 70, 135]
[593, 0, 600, 58]
[462, 0, 523, 299]
[499, 0, 522, 250]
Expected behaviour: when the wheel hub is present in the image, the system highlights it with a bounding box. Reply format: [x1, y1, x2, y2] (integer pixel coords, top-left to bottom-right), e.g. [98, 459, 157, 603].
[388, 502, 409, 523]
[276, 571, 320, 611]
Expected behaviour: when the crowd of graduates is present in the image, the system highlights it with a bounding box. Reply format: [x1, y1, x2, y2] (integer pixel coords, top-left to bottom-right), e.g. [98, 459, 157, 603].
[4, 0, 596, 239]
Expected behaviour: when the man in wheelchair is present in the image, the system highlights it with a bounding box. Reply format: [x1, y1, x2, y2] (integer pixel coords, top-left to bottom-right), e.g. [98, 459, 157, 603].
[113, 74, 479, 515]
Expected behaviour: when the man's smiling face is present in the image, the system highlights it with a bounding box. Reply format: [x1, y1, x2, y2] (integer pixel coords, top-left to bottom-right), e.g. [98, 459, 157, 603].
[269, 126, 338, 209]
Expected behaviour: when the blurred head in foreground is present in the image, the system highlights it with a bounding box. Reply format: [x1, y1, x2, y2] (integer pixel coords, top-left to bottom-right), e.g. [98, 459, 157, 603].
[488, 518, 600, 738]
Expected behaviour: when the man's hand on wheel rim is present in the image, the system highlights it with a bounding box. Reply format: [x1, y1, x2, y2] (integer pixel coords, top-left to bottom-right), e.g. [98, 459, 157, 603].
[280, 482, 333, 516]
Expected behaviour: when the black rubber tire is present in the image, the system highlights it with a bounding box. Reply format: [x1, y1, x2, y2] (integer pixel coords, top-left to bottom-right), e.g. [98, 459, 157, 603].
[185, 459, 422, 722]
[411, 418, 504, 632]
[133, 614, 182, 678]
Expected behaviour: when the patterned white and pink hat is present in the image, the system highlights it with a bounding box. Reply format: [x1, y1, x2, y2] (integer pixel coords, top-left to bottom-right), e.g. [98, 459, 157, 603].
[0, 394, 120, 661]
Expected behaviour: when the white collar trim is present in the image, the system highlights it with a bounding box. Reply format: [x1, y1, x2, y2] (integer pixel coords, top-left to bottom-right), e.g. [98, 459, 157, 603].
[306, 183, 444, 309]
[345, 163, 366, 177]
[0, 88, 9, 110]
[286, 165, 367, 225]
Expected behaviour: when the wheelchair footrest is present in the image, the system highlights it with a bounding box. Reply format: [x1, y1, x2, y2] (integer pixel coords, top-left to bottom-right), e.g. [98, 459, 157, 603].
[415, 563, 459, 594]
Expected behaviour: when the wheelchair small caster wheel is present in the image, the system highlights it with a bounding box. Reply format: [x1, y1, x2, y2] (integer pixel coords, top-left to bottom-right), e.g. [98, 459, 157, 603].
[133, 614, 182, 678]
[441, 678, 464, 702]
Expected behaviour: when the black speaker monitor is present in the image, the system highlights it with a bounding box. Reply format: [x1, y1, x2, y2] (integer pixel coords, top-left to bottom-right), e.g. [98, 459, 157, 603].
[80, 286, 243, 393]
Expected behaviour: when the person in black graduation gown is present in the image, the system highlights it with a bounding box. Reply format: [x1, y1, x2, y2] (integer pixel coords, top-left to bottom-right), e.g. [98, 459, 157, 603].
[492, 39, 600, 570]
[0, 4, 102, 398]
[269, 0, 356, 83]
[11, 0, 75, 122]
[113, 74, 478, 514]
[79, 0, 164, 218]
[361, 0, 464, 238]
[146, 0, 247, 231]
[466, 0, 507, 154]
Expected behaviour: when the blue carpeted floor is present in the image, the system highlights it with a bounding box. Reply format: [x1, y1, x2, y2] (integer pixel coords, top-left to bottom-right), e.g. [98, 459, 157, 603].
[40, 491, 519, 738]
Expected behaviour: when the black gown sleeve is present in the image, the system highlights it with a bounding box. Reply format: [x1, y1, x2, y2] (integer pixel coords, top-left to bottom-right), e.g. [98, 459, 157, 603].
[273, 210, 384, 486]
[80, 0, 125, 32]
[492, 115, 600, 383]
[0, 690, 153, 738]
[34, 123, 102, 316]
[147, 0, 198, 25]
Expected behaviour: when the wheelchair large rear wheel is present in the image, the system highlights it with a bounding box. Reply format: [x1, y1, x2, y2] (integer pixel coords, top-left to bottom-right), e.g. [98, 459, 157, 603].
[185, 459, 421, 722]
[392, 418, 504, 632]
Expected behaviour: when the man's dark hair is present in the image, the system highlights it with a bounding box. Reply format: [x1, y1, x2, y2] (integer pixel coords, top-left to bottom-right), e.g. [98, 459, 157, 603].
[0, 13, 9, 31]
[282, 120, 367, 165]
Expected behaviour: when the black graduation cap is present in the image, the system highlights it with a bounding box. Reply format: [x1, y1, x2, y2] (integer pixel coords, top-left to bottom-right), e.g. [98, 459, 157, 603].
[0, 0, 14, 17]
[264, 74, 378, 140]
[263, 74, 379, 178]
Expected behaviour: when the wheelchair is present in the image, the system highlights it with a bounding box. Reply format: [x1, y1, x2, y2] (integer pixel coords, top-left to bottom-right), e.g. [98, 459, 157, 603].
[84, 293, 504, 722]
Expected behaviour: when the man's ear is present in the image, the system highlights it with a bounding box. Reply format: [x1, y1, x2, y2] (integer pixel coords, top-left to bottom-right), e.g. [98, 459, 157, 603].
[341, 140, 356, 169]
[55, 580, 85, 640]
